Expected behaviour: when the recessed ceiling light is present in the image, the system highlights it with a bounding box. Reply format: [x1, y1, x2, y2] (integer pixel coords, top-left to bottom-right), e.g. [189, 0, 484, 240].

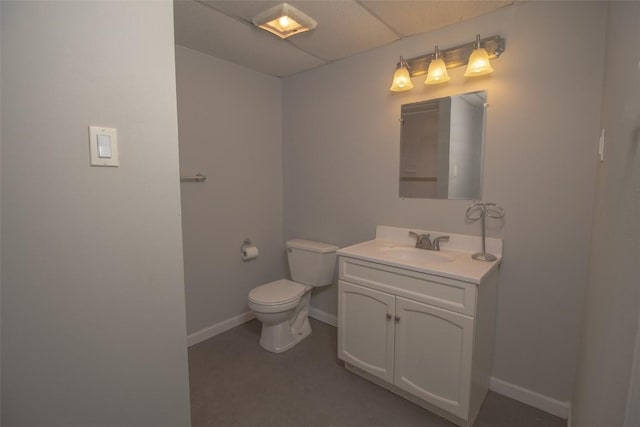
[251, 3, 317, 39]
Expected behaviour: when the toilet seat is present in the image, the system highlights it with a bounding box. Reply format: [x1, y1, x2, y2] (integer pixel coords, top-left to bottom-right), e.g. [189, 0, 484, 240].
[248, 279, 308, 307]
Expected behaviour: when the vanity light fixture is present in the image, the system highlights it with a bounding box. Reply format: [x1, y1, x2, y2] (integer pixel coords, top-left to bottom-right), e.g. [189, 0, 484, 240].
[389, 34, 505, 92]
[464, 34, 494, 77]
[389, 56, 414, 92]
[251, 3, 317, 39]
[424, 45, 450, 85]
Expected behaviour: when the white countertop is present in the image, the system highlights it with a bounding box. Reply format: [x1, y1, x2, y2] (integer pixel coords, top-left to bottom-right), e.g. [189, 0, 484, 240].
[337, 226, 503, 284]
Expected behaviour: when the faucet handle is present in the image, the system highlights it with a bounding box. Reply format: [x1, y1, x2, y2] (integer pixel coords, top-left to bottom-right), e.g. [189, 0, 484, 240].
[408, 231, 420, 247]
[431, 235, 450, 251]
[409, 231, 431, 249]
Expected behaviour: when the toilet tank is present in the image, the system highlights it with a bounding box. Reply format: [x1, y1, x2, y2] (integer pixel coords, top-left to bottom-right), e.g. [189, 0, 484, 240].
[287, 239, 339, 287]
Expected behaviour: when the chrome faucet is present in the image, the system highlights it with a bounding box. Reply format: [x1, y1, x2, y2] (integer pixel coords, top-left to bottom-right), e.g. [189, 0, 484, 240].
[408, 231, 450, 251]
[431, 235, 450, 251]
[408, 231, 430, 249]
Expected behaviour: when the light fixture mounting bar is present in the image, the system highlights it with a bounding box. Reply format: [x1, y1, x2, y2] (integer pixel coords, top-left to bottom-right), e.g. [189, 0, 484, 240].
[406, 35, 505, 78]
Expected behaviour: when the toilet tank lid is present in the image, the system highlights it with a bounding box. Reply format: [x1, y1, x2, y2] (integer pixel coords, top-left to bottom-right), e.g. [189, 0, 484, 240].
[286, 239, 339, 253]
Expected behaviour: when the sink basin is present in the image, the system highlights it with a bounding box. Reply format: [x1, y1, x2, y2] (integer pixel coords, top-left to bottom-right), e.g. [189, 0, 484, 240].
[380, 246, 454, 264]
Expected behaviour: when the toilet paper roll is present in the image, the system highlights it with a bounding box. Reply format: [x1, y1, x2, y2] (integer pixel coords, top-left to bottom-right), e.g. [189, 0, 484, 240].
[241, 245, 259, 261]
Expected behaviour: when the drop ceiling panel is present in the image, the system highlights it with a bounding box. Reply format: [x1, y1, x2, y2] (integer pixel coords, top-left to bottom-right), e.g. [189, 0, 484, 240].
[284, 1, 399, 61]
[361, 1, 512, 38]
[174, 0, 324, 77]
[201, 0, 399, 61]
[198, 1, 283, 23]
[175, 0, 513, 77]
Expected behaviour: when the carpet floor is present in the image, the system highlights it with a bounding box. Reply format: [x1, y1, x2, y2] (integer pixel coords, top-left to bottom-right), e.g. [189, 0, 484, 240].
[189, 318, 566, 427]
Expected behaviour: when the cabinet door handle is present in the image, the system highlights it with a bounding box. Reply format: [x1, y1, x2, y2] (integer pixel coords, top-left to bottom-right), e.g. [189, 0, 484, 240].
[386, 313, 392, 321]
[394, 315, 400, 323]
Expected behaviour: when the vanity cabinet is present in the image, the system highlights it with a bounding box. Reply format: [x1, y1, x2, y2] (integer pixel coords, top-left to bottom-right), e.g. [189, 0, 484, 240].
[338, 281, 396, 383]
[337, 255, 498, 427]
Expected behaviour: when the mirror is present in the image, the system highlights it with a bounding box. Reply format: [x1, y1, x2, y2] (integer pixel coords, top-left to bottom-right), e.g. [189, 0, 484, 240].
[399, 90, 486, 200]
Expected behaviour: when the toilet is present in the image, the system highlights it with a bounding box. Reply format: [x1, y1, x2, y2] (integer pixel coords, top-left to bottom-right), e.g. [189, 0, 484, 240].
[248, 239, 338, 353]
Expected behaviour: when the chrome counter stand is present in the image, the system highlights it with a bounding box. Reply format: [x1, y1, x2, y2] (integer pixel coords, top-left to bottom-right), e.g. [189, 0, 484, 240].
[465, 202, 505, 262]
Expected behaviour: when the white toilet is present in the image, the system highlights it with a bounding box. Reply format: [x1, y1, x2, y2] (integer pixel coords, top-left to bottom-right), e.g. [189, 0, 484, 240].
[248, 239, 338, 353]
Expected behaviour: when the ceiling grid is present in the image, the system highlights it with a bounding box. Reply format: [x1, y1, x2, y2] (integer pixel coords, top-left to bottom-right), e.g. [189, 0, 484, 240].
[174, 0, 512, 77]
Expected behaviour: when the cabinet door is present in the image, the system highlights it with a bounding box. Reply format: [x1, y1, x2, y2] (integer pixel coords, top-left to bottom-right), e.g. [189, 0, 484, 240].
[394, 297, 474, 419]
[338, 280, 395, 383]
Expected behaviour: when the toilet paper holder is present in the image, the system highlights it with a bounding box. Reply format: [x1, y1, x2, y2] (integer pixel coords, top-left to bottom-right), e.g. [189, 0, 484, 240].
[240, 238, 259, 261]
[241, 238, 252, 250]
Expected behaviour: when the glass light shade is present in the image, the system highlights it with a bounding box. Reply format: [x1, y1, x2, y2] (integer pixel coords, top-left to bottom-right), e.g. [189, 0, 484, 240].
[390, 65, 414, 92]
[425, 58, 450, 85]
[464, 48, 494, 77]
[265, 15, 304, 33]
[261, 15, 305, 37]
[252, 3, 317, 39]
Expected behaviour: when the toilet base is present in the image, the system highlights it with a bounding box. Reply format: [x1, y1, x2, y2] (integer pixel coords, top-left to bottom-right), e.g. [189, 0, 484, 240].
[260, 316, 311, 353]
[258, 291, 312, 353]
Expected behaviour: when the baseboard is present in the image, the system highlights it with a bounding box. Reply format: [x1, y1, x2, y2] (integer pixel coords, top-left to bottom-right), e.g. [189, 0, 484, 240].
[187, 307, 335, 347]
[490, 376, 570, 420]
[309, 306, 337, 327]
[187, 311, 255, 347]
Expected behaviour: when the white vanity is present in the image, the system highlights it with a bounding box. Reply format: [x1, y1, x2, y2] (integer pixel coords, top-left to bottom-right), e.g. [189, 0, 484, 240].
[337, 225, 502, 427]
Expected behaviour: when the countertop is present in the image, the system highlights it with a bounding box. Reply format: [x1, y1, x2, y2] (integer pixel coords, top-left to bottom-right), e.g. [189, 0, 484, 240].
[337, 237, 502, 285]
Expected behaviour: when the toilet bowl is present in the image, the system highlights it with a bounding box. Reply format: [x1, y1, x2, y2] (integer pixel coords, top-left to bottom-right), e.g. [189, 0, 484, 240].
[248, 279, 312, 353]
[248, 239, 338, 353]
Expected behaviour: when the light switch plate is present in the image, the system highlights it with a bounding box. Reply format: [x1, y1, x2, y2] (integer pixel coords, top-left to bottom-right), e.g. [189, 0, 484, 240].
[89, 126, 119, 167]
[598, 128, 606, 162]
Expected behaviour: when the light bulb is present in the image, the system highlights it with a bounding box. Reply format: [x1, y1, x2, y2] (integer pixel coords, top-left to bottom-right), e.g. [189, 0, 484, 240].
[278, 15, 291, 29]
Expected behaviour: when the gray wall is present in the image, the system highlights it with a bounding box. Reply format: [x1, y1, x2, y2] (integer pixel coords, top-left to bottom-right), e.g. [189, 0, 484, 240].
[0, 2, 2, 420]
[175, 45, 285, 335]
[282, 1, 605, 401]
[572, 2, 640, 425]
[1, 2, 191, 425]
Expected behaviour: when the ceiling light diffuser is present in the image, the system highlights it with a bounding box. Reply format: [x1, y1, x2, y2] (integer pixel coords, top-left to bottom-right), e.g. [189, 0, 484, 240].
[252, 3, 317, 39]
